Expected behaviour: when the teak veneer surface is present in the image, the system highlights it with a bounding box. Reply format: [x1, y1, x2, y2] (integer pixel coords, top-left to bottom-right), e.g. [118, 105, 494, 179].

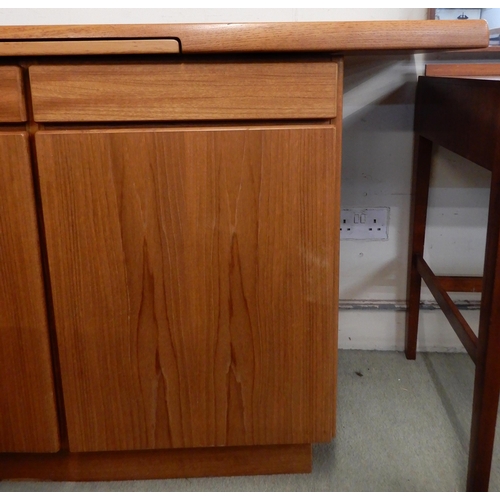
[0, 39, 180, 56]
[0, 133, 60, 453]
[29, 61, 338, 122]
[0, 67, 26, 122]
[36, 125, 338, 453]
[0, 20, 489, 54]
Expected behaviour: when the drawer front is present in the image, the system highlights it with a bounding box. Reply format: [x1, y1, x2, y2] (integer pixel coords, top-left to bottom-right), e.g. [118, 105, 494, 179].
[0, 67, 26, 122]
[29, 61, 338, 122]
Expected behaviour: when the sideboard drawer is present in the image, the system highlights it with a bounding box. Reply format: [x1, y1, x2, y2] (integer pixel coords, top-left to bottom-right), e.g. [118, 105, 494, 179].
[0, 66, 26, 122]
[29, 61, 338, 122]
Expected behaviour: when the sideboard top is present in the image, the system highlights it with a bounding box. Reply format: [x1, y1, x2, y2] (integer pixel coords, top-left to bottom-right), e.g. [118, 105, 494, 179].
[0, 20, 490, 55]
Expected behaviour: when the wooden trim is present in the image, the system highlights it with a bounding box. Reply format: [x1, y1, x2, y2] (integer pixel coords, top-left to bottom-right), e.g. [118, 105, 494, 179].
[0, 20, 489, 54]
[426, 63, 500, 78]
[330, 56, 343, 439]
[429, 47, 500, 56]
[0, 444, 311, 481]
[436, 276, 483, 293]
[0, 39, 179, 56]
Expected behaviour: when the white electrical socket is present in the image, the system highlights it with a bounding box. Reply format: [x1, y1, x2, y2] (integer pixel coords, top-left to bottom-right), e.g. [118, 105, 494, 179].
[340, 207, 389, 240]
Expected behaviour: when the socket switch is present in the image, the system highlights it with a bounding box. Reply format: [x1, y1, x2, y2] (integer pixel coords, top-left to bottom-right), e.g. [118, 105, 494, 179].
[340, 207, 389, 240]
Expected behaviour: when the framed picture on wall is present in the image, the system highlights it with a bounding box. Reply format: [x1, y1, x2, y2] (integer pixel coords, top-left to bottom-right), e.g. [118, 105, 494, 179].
[429, 8, 500, 45]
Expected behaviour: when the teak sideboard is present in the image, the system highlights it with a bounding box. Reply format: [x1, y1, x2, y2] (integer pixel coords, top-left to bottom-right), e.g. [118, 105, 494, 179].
[0, 21, 489, 481]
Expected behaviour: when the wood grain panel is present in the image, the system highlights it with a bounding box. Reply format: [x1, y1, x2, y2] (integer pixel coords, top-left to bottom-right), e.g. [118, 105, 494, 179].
[29, 62, 338, 122]
[36, 125, 338, 452]
[0, 443, 311, 480]
[0, 39, 179, 56]
[0, 20, 489, 53]
[0, 133, 59, 452]
[0, 66, 26, 122]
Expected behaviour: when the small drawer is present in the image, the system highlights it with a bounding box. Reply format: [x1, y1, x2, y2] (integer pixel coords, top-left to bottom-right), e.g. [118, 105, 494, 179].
[0, 67, 26, 122]
[29, 61, 338, 122]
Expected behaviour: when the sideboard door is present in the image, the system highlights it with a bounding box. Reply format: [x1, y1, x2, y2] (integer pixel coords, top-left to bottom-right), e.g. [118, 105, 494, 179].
[36, 126, 338, 452]
[0, 132, 60, 452]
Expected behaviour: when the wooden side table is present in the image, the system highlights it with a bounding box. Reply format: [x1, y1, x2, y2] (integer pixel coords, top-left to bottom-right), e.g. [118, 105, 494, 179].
[406, 63, 500, 492]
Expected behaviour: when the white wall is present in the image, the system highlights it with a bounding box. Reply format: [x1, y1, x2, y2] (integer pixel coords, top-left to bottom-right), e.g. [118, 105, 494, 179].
[482, 8, 500, 30]
[0, 8, 427, 25]
[2, 8, 489, 352]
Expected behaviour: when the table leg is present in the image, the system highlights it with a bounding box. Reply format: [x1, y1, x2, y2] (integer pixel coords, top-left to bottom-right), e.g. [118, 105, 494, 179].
[406, 135, 433, 360]
[467, 163, 500, 492]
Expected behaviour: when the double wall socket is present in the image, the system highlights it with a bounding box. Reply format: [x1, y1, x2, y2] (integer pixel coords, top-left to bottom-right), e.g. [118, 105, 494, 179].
[340, 207, 389, 240]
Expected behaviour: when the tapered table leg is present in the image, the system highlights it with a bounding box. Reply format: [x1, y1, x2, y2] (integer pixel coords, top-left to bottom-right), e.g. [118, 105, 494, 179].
[406, 135, 433, 360]
[467, 162, 500, 492]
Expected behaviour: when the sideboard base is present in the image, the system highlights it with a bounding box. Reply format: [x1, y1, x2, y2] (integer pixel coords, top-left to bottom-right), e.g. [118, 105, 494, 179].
[0, 443, 312, 481]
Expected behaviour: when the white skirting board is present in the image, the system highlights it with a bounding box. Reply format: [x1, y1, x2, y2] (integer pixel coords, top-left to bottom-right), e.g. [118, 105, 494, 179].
[338, 305, 479, 352]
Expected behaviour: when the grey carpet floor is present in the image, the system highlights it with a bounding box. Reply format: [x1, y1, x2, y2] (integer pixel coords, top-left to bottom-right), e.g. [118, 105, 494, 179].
[2, 350, 499, 492]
